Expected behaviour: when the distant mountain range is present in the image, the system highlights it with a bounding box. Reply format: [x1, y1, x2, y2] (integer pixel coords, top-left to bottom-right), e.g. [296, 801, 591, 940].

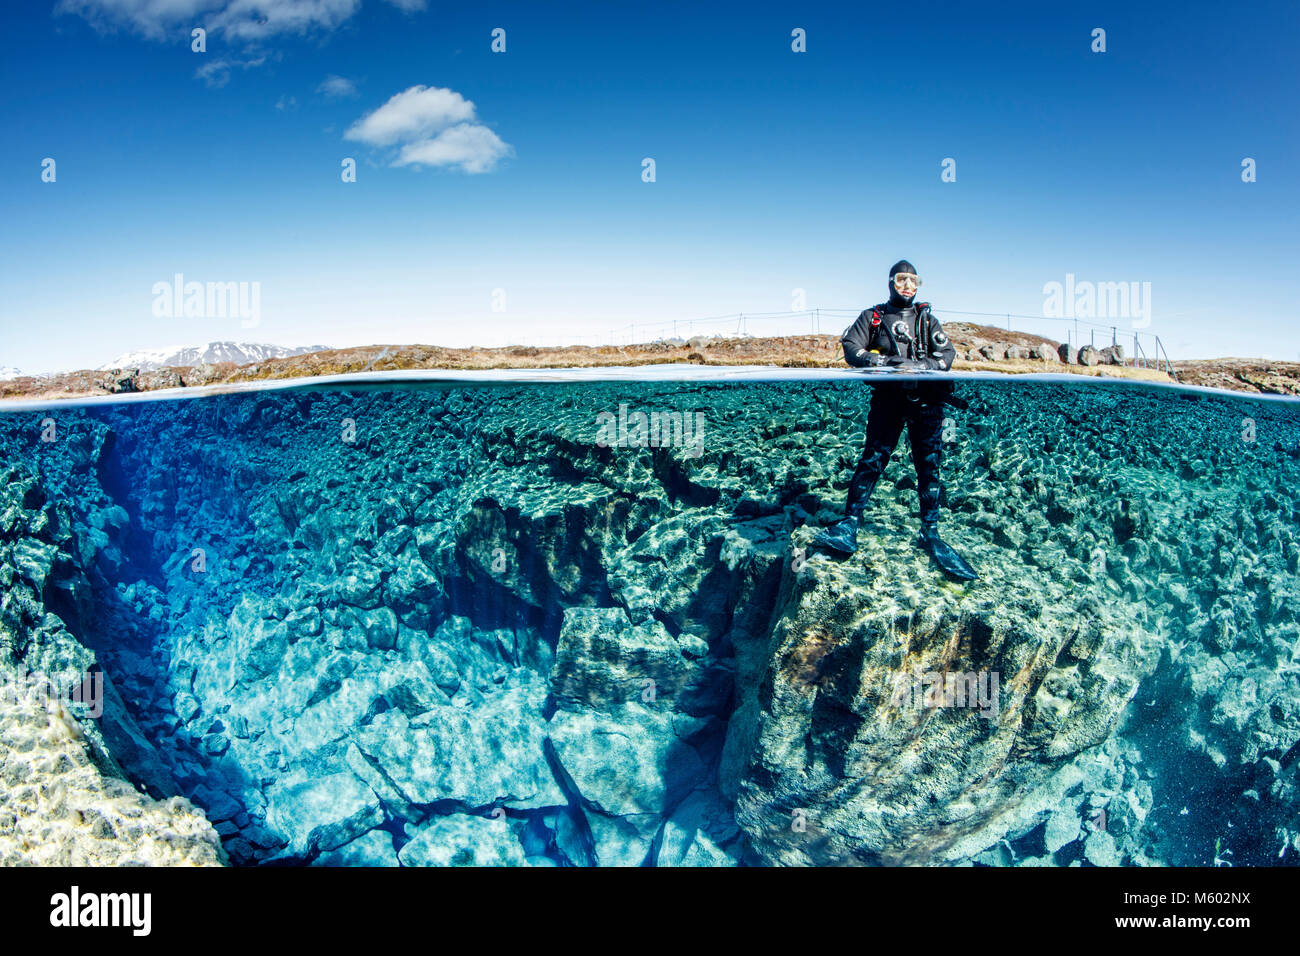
[0, 367, 20, 381]
[99, 342, 331, 372]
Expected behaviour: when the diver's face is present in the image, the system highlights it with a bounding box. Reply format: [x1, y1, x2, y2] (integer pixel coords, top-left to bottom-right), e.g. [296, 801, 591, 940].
[893, 273, 919, 297]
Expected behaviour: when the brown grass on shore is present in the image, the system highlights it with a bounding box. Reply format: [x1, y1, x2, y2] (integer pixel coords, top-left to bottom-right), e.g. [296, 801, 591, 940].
[4, 324, 1297, 403]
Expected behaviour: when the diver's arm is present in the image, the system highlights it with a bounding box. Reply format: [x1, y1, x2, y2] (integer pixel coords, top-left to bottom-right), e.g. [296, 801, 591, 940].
[841, 311, 875, 367]
[923, 313, 957, 371]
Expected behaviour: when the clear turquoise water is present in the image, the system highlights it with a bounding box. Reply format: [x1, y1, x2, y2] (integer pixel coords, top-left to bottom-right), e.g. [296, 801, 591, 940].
[2, 373, 1297, 866]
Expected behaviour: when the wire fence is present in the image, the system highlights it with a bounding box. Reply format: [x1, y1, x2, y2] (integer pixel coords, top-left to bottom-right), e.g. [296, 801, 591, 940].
[516, 308, 1177, 376]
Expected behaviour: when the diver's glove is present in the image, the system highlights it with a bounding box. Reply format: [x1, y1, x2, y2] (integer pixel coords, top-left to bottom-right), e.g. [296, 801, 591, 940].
[813, 515, 861, 555]
[855, 351, 886, 368]
[918, 524, 977, 581]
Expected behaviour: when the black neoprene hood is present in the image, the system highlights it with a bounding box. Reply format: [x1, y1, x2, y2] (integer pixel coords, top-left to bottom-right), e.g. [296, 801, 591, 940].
[888, 259, 918, 308]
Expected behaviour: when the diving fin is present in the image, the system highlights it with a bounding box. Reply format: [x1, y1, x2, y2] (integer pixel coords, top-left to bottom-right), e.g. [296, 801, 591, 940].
[919, 525, 977, 581]
[813, 516, 861, 555]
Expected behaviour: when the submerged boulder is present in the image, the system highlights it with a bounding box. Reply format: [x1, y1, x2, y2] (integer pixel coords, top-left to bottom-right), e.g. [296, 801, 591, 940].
[724, 511, 1161, 865]
[399, 813, 529, 867]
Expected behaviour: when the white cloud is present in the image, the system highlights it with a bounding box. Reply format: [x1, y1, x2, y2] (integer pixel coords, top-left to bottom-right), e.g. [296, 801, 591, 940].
[56, 0, 212, 40]
[56, 0, 362, 41]
[275, 94, 298, 110]
[317, 74, 358, 99]
[345, 85, 511, 174]
[210, 0, 358, 42]
[393, 123, 512, 174]
[194, 54, 266, 88]
[344, 85, 475, 146]
[382, 0, 426, 11]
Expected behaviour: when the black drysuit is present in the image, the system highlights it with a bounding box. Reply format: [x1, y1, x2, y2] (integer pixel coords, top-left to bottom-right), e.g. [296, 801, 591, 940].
[838, 300, 957, 526]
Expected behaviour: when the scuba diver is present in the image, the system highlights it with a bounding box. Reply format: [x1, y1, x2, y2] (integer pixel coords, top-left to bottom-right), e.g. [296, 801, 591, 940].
[812, 260, 977, 581]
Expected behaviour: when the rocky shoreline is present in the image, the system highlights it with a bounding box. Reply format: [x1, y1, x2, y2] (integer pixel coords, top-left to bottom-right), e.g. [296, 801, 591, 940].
[5, 324, 1299, 403]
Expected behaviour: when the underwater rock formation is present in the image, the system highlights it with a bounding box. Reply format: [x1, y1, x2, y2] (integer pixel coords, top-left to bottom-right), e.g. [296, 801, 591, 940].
[1, 377, 1298, 866]
[0, 464, 223, 865]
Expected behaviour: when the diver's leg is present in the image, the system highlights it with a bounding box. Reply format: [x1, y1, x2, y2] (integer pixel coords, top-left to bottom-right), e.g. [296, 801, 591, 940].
[814, 388, 904, 554]
[845, 390, 905, 517]
[909, 400, 945, 527]
[909, 402, 976, 580]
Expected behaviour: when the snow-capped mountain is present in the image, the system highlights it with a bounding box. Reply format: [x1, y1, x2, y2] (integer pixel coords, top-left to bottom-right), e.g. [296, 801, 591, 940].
[0, 367, 21, 380]
[99, 342, 331, 372]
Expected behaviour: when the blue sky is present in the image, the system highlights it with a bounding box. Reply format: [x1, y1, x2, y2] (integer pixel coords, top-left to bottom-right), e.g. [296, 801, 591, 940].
[1, 0, 1297, 372]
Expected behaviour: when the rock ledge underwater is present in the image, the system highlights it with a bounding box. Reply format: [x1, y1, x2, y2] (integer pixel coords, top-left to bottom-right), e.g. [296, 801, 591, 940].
[1, 377, 1298, 867]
